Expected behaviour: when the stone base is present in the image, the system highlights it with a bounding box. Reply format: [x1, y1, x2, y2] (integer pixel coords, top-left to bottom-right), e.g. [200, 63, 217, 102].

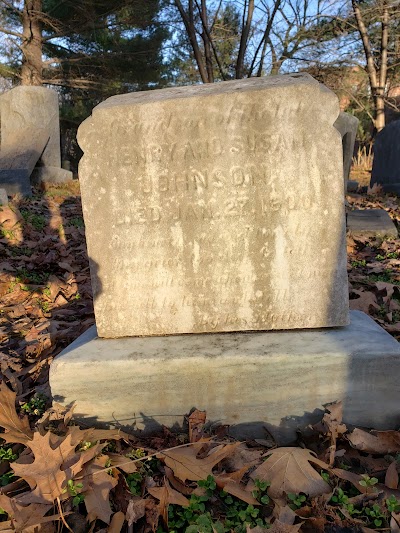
[347, 209, 397, 238]
[0, 188, 9, 206]
[49, 311, 400, 443]
[31, 166, 73, 184]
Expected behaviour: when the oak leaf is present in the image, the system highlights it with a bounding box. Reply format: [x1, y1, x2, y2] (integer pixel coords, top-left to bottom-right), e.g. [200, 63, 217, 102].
[83, 455, 118, 525]
[11, 432, 77, 504]
[188, 409, 206, 443]
[0, 495, 52, 532]
[321, 402, 347, 466]
[158, 442, 240, 482]
[347, 428, 400, 454]
[250, 448, 330, 499]
[148, 479, 190, 524]
[0, 381, 33, 445]
[126, 498, 146, 526]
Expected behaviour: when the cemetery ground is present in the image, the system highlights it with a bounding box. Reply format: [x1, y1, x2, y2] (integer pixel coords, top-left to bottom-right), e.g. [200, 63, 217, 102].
[0, 185, 400, 533]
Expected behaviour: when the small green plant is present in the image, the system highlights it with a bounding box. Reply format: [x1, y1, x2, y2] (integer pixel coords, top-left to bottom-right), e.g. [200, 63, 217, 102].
[330, 488, 361, 517]
[365, 503, 385, 527]
[386, 494, 400, 513]
[251, 478, 270, 504]
[65, 479, 84, 507]
[21, 394, 47, 416]
[351, 259, 366, 268]
[0, 447, 17, 462]
[126, 472, 143, 496]
[36, 298, 51, 313]
[287, 493, 307, 510]
[0, 471, 14, 487]
[0, 228, 15, 239]
[16, 268, 50, 285]
[359, 474, 379, 490]
[320, 471, 330, 483]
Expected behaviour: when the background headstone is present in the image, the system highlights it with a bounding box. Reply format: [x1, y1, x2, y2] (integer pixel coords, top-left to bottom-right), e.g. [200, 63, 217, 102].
[334, 111, 359, 192]
[0, 86, 61, 168]
[78, 73, 349, 338]
[370, 120, 400, 194]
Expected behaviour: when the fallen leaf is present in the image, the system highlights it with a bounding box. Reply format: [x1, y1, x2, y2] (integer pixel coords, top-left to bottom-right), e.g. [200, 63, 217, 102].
[83, 455, 118, 525]
[148, 478, 190, 524]
[0, 381, 33, 445]
[126, 498, 146, 526]
[0, 495, 52, 532]
[349, 290, 380, 313]
[108, 454, 138, 474]
[223, 481, 260, 505]
[12, 431, 77, 504]
[386, 461, 399, 490]
[158, 442, 240, 482]
[250, 448, 330, 499]
[347, 428, 400, 454]
[321, 402, 347, 466]
[332, 468, 372, 494]
[188, 409, 206, 443]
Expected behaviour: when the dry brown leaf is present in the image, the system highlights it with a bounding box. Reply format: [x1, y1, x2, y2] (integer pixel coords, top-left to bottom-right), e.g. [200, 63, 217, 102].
[188, 409, 206, 443]
[12, 432, 77, 504]
[126, 498, 146, 526]
[158, 442, 240, 482]
[247, 520, 302, 532]
[107, 511, 125, 533]
[222, 481, 260, 505]
[349, 290, 380, 313]
[108, 454, 137, 474]
[0, 207, 22, 227]
[0, 495, 52, 532]
[321, 402, 347, 467]
[0, 381, 33, 445]
[83, 455, 118, 525]
[148, 479, 190, 524]
[250, 447, 330, 499]
[348, 428, 400, 454]
[386, 461, 399, 490]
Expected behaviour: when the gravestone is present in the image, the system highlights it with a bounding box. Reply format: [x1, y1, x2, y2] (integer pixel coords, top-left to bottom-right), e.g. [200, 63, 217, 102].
[371, 120, 400, 194]
[0, 86, 73, 195]
[0, 128, 49, 196]
[1, 86, 61, 167]
[77, 73, 348, 338]
[334, 112, 359, 192]
[50, 74, 400, 442]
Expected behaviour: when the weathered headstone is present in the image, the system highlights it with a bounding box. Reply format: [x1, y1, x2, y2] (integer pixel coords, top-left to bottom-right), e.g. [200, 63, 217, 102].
[51, 74, 400, 441]
[0, 128, 49, 196]
[78, 73, 349, 338]
[371, 120, 400, 194]
[0, 86, 61, 167]
[334, 112, 359, 191]
[0, 86, 73, 195]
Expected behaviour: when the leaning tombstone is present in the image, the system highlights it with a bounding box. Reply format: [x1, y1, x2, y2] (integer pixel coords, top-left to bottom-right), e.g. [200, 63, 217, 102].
[370, 120, 400, 194]
[50, 74, 400, 443]
[334, 111, 359, 193]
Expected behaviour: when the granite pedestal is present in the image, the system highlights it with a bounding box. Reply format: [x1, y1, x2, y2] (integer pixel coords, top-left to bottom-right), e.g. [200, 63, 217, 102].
[50, 311, 400, 443]
[347, 209, 398, 239]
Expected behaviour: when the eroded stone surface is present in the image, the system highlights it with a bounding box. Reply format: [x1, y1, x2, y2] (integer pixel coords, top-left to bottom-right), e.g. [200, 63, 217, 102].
[78, 73, 349, 337]
[50, 311, 400, 443]
[0, 86, 61, 168]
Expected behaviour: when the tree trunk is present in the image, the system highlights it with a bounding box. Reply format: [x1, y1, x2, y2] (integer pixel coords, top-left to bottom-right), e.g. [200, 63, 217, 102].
[21, 0, 43, 85]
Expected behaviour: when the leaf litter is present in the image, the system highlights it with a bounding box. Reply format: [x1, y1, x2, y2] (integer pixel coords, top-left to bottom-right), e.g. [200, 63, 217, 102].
[0, 187, 400, 531]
